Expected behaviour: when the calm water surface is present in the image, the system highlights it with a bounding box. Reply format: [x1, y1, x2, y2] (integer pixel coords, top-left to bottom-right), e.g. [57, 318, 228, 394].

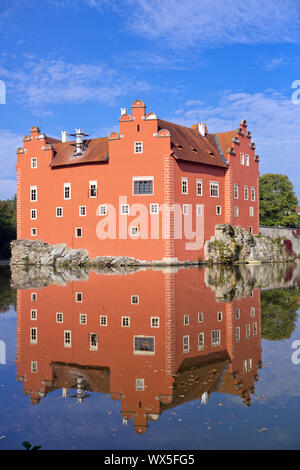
[0, 262, 300, 450]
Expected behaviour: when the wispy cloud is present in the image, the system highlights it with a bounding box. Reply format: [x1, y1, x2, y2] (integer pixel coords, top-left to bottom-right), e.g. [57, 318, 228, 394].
[168, 89, 300, 197]
[114, 0, 300, 49]
[0, 56, 152, 108]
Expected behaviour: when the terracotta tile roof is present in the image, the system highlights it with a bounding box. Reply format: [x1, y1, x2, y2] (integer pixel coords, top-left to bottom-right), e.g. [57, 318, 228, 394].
[215, 130, 238, 156]
[50, 137, 109, 167]
[157, 119, 228, 168]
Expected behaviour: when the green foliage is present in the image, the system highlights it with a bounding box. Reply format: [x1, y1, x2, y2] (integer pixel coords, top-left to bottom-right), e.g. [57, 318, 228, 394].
[0, 267, 16, 313]
[259, 174, 300, 228]
[261, 287, 299, 341]
[0, 196, 16, 259]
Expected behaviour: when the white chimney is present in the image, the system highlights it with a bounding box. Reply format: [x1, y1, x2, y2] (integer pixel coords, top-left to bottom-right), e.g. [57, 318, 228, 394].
[198, 123, 206, 137]
[75, 129, 84, 155]
[61, 131, 68, 143]
[121, 107, 127, 116]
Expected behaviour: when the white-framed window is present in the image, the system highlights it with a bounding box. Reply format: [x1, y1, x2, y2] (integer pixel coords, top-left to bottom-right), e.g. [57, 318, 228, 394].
[210, 181, 219, 197]
[134, 336, 155, 355]
[183, 335, 190, 352]
[100, 315, 107, 326]
[30, 209, 37, 220]
[251, 187, 256, 201]
[131, 295, 139, 305]
[196, 179, 203, 196]
[184, 314, 189, 326]
[245, 154, 249, 166]
[236, 308, 240, 319]
[122, 316, 130, 327]
[150, 203, 159, 215]
[244, 186, 249, 200]
[75, 292, 83, 303]
[133, 177, 154, 195]
[30, 327, 37, 344]
[31, 157, 37, 169]
[99, 205, 107, 216]
[80, 314, 87, 325]
[89, 181, 97, 198]
[198, 312, 204, 323]
[217, 311, 223, 322]
[79, 206, 86, 217]
[130, 226, 139, 237]
[249, 226, 253, 234]
[243, 360, 248, 374]
[248, 358, 252, 371]
[240, 153, 245, 165]
[56, 207, 63, 218]
[249, 206, 254, 217]
[30, 309, 37, 320]
[151, 317, 160, 328]
[234, 206, 239, 217]
[181, 177, 188, 195]
[183, 204, 189, 216]
[30, 185, 37, 202]
[136, 378, 145, 391]
[75, 227, 82, 238]
[31, 292, 37, 301]
[234, 184, 239, 199]
[31, 228, 37, 237]
[64, 183, 71, 200]
[134, 141, 143, 154]
[251, 306, 255, 317]
[246, 324, 251, 339]
[216, 205, 222, 215]
[198, 332, 204, 350]
[56, 312, 63, 323]
[121, 204, 130, 215]
[89, 333, 98, 350]
[211, 329, 221, 346]
[236, 327, 240, 343]
[196, 205, 203, 216]
[253, 322, 258, 337]
[31, 361, 38, 373]
[64, 330, 72, 348]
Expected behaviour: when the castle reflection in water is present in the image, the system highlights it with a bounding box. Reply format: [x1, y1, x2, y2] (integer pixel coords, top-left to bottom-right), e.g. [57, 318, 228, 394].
[15, 266, 262, 434]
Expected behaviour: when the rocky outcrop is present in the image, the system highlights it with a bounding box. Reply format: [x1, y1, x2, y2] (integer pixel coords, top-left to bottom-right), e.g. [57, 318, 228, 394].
[204, 225, 296, 264]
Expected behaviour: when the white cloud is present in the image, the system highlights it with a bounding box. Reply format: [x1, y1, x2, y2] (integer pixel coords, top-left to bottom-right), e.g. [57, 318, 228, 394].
[1, 56, 151, 108]
[117, 0, 300, 49]
[167, 89, 300, 199]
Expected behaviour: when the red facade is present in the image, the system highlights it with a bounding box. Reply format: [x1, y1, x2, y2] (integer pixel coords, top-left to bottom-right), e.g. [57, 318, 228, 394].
[16, 100, 260, 262]
[16, 267, 262, 433]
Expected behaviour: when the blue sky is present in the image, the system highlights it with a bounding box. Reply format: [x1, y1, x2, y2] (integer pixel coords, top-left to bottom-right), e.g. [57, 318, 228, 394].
[1, 0, 300, 200]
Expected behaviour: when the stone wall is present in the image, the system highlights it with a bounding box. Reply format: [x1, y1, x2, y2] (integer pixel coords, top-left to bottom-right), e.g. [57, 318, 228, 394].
[260, 226, 300, 256]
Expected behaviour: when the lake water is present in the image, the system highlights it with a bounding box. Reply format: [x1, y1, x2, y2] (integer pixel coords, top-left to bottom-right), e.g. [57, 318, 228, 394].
[0, 262, 300, 450]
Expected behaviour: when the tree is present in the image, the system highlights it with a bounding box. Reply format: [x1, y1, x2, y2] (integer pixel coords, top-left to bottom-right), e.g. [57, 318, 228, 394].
[261, 288, 299, 341]
[0, 196, 16, 259]
[259, 174, 300, 227]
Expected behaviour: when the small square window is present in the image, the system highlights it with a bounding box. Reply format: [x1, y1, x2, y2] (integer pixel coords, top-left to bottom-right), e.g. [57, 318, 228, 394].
[131, 295, 139, 304]
[31, 158, 37, 169]
[64, 330, 72, 347]
[198, 312, 204, 323]
[210, 182, 219, 198]
[122, 316, 130, 327]
[30, 186, 37, 202]
[217, 311, 223, 322]
[31, 292, 37, 301]
[31, 228, 37, 236]
[184, 314, 189, 326]
[75, 292, 83, 303]
[234, 206, 239, 217]
[89, 333, 98, 350]
[99, 205, 107, 216]
[136, 378, 145, 391]
[134, 141, 143, 154]
[30, 309, 37, 320]
[196, 179, 203, 196]
[80, 314, 87, 325]
[64, 183, 71, 200]
[100, 315, 107, 326]
[121, 204, 130, 215]
[150, 203, 159, 214]
[56, 207, 63, 218]
[130, 226, 139, 236]
[79, 206, 86, 216]
[31, 209, 37, 220]
[151, 317, 160, 328]
[182, 177, 188, 195]
[75, 227, 82, 238]
[89, 181, 97, 198]
[56, 312, 63, 323]
[31, 361, 38, 373]
[216, 205, 222, 215]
